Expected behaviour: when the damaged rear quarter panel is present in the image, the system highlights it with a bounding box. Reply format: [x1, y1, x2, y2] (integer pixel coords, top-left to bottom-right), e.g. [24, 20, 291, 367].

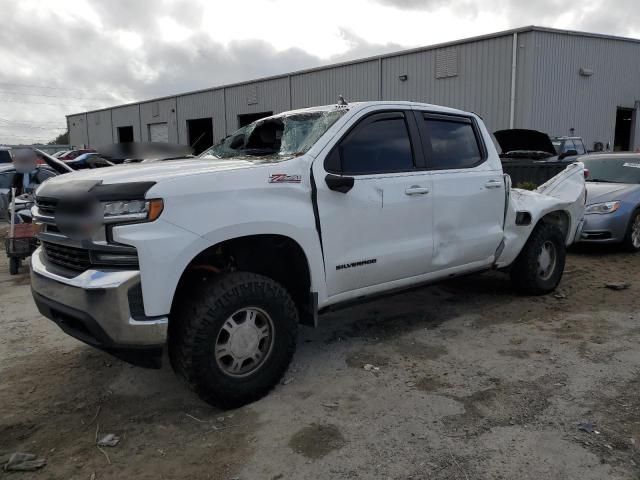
[497, 162, 586, 268]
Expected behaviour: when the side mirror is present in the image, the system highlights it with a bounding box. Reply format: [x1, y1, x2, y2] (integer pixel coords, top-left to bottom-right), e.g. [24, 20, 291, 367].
[559, 149, 578, 160]
[325, 174, 354, 193]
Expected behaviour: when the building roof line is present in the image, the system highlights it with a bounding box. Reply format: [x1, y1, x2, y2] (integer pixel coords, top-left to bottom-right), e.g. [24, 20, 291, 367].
[67, 25, 640, 118]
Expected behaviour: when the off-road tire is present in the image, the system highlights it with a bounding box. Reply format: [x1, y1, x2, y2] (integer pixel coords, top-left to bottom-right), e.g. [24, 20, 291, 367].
[622, 209, 640, 252]
[9, 257, 20, 275]
[510, 222, 566, 295]
[169, 271, 298, 409]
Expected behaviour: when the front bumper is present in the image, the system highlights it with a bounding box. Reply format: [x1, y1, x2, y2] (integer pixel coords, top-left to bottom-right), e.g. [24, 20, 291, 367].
[579, 212, 628, 244]
[30, 248, 168, 368]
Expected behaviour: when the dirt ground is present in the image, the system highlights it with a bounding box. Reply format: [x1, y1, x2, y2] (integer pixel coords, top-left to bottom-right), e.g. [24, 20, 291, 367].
[1, 245, 640, 480]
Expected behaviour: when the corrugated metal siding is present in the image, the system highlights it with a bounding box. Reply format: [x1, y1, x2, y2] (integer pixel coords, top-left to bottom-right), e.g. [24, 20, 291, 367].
[176, 90, 225, 145]
[291, 61, 380, 108]
[86, 110, 113, 147]
[381, 35, 514, 132]
[524, 31, 640, 149]
[68, 114, 88, 147]
[140, 98, 178, 143]
[224, 77, 290, 131]
[513, 31, 536, 128]
[65, 28, 640, 153]
[111, 104, 142, 142]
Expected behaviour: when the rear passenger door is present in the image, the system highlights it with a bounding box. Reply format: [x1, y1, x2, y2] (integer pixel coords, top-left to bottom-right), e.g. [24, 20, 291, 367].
[314, 109, 434, 297]
[414, 111, 505, 270]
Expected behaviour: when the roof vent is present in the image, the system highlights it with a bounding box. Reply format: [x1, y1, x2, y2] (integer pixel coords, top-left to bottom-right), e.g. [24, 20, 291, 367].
[246, 85, 258, 105]
[579, 67, 594, 77]
[435, 48, 458, 79]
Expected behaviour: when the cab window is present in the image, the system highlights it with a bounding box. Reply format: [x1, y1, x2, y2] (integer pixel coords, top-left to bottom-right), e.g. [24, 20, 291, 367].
[327, 111, 414, 174]
[421, 115, 484, 169]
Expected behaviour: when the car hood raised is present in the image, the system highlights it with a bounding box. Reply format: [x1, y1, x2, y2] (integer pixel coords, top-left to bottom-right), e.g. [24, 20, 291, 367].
[586, 182, 640, 203]
[40, 157, 258, 188]
[494, 129, 557, 156]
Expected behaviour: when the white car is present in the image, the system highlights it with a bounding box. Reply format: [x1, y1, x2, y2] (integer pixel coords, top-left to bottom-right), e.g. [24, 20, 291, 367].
[30, 101, 586, 407]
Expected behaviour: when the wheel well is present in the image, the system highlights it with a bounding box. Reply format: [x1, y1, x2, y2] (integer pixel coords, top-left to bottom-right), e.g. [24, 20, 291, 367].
[539, 210, 570, 242]
[172, 234, 314, 325]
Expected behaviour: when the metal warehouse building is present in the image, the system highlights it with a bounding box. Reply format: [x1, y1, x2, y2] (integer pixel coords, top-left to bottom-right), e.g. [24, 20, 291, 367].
[67, 26, 640, 154]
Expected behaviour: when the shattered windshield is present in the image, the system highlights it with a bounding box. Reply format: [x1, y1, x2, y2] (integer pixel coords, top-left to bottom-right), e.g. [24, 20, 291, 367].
[200, 109, 346, 162]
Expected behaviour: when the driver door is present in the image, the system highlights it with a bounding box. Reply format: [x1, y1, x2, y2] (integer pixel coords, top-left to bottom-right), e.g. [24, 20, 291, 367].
[313, 108, 434, 298]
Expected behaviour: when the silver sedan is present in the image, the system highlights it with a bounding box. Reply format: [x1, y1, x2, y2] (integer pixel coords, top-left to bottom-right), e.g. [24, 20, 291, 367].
[580, 153, 640, 251]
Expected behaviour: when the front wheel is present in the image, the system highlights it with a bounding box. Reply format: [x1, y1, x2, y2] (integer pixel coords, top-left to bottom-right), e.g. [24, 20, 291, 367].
[510, 223, 566, 295]
[622, 209, 640, 252]
[169, 272, 298, 409]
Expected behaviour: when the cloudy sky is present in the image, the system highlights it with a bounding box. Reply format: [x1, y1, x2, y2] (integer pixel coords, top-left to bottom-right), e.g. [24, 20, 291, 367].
[0, 0, 637, 144]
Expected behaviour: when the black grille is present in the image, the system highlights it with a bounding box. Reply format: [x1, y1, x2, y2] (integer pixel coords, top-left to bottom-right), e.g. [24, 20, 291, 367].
[127, 283, 146, 319]
[42, 242, 91, 271]
[36, 197, 59, 216]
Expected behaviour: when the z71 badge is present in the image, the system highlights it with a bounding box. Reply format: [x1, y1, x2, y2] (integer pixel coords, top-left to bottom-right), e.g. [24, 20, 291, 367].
[269, 174, 302, 184]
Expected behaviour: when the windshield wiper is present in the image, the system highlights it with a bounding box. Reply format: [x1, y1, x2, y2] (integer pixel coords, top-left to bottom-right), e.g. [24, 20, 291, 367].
[586, 178, 622, 183]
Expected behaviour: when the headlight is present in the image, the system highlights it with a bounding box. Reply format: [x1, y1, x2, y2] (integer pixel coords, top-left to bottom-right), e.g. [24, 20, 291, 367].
[102, 198, 164, 224]
[584, 201, 621, 215]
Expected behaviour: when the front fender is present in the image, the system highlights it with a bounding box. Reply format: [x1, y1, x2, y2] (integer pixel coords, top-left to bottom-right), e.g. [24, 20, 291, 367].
[114, 219, 325, 317]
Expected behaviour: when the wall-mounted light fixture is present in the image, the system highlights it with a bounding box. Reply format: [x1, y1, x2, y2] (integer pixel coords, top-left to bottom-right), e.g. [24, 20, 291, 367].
[398, 74, 408, 81]
[579, 67, 594, 77]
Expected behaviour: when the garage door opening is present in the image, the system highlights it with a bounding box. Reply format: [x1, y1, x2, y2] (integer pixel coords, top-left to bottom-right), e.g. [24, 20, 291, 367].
[238, 111, 273, 128]
[614, 107, 634, 151]
[117, 126, 134, 143]
[148, 122, 169, 143]
[187, 118, 213, 155]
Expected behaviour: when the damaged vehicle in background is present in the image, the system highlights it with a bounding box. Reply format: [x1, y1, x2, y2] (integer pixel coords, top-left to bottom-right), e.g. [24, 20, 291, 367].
[0, 149, 72, 220]
[580, 153, 640, 251]
[495, 129, 582, 162]
[29, 101, 586, 409]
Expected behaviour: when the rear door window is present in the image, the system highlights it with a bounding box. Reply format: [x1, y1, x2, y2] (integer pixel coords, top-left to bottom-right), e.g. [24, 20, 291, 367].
[420, 114, 484, 169]
[330, 111, 415, 174]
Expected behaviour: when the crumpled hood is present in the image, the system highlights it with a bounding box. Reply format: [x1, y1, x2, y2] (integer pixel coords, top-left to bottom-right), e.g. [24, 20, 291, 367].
[494, 129, 556, 155]
[40, 157, 257, 187]
[586, 182, 640, 204]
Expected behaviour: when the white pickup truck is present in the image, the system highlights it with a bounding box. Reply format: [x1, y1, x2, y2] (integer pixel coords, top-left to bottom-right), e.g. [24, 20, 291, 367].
[30, 101, 586, 408]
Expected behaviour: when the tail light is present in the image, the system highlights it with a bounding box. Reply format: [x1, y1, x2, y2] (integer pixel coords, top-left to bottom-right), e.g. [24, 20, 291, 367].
[583, 168, 589, 179]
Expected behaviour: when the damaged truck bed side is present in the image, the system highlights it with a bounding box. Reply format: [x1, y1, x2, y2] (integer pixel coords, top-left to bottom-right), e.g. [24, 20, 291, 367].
[29, 101, 586, 408]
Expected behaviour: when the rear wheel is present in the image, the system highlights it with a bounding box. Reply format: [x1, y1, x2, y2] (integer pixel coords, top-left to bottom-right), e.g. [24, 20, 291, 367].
[622, 210, 640, 252]
[510, 223, 566, 295]
[169, 271, 298, 409]
[9, 257, 20, 275]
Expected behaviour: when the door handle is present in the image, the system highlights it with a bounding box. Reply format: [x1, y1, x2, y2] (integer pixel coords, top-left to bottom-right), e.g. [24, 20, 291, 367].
[485, 180, 503, 189]
[405, 185, 430, 196]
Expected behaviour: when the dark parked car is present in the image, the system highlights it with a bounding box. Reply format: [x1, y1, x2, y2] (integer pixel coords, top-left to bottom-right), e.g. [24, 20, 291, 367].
[580, 153, 640, 251]
[58, 148, 96, 160]
[64, 152, 114, 170]
[551, 136, 588, 156]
